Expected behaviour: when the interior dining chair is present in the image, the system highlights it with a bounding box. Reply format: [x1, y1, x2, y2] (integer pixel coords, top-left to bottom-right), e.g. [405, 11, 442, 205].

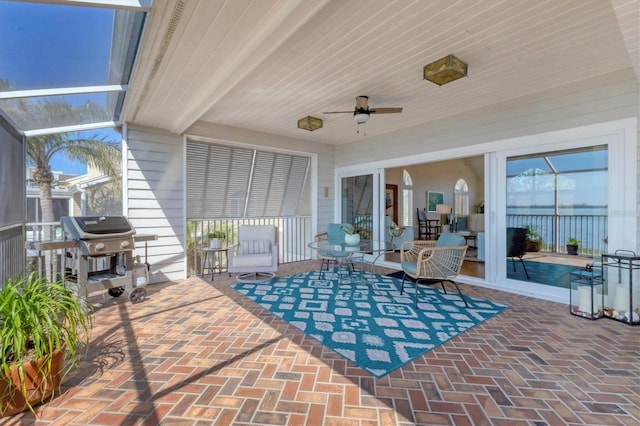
[416, 208, 428, 239]
[399, 233, 469, 307]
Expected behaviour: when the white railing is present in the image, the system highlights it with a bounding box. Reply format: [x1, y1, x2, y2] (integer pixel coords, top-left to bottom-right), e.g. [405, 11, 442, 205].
[187, 216, 313, 276]
[507, 214, 608, 255]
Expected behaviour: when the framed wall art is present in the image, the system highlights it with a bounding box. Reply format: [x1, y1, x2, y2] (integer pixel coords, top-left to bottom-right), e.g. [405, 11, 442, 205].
[385, 184, 398, 224]
[427, 191, 444, 212]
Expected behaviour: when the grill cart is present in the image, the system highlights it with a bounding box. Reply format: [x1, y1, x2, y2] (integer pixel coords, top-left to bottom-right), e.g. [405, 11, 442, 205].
[29, 216, 156, 304]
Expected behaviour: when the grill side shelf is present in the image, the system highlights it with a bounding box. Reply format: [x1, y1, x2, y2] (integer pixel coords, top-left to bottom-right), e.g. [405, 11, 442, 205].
[27, 240, 77, 251]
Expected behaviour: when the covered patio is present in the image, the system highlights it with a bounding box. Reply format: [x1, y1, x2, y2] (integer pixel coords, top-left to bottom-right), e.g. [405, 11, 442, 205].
[8, 261, 640, 425]
[1, 0, 639, 424]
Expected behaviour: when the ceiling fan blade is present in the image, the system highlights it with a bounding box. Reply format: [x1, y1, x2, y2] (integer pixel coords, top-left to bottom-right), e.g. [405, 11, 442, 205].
[322, 111, 354, 114]
[370, 107, 403, 114]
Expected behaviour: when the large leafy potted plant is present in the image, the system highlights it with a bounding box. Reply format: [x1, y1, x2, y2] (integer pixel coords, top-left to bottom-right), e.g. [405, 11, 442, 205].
[0, 272, 91, 416]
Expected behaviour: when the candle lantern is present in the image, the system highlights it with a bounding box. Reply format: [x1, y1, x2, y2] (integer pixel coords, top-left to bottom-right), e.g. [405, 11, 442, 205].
[570, 266, 604, 320]
[601, 250, 640, 325]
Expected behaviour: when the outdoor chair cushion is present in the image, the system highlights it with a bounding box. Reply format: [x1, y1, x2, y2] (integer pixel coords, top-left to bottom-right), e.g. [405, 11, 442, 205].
[436, 233, 465, 247]
[231, 253, 274, 267]
[238, 239, 271, 255]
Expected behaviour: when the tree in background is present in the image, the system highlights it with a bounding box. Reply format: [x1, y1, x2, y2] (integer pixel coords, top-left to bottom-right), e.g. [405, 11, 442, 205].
[2, 80, 121, 279]
[27, 102, 121, 280]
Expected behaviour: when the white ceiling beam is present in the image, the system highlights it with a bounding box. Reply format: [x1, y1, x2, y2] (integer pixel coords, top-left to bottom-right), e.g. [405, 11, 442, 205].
[168, 0, 332, 135]
[0, 85, 127, 100]
[610, 0, 639, 80]
[23, 121, 118, 137]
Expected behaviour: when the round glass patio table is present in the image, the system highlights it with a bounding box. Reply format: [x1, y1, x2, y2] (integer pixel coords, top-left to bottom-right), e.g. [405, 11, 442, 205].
[308, 239, 393, 283]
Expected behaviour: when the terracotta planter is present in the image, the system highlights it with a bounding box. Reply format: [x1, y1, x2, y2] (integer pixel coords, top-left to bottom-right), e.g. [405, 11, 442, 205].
[1, 346, 65, 417]
[526, 241, 541, 252]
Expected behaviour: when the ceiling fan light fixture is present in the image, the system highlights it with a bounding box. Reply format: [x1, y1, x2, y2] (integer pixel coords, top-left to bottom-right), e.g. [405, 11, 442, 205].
[297, 115, 323, 131]
[353, 112, 369, 124]
[423, 54, 467, 86]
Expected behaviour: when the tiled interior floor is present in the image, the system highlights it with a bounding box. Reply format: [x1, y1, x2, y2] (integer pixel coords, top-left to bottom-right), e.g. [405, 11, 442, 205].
[7, 261, 639, 425]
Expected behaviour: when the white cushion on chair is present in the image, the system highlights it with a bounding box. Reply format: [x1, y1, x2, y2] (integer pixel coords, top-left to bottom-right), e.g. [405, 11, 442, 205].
[238, 239, 271, 254]
[230, 253, 274, 267]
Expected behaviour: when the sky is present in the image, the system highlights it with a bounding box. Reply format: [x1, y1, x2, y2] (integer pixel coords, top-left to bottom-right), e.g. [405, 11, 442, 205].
[48, 127, 123, 175]
[0, 1, 122, 176]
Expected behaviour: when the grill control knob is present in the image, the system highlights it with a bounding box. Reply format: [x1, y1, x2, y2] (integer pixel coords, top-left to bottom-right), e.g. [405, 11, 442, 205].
[95, 242, 105, 251]
[120, 240, 130, 249]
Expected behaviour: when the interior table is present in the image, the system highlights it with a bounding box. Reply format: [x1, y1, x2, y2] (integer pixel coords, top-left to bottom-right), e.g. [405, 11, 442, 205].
[308, 239, 393, 283]
[457, 232, 478, 248]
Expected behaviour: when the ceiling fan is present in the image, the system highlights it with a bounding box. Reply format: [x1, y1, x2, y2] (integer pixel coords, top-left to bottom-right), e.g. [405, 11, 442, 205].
[323, 95, 403, 124]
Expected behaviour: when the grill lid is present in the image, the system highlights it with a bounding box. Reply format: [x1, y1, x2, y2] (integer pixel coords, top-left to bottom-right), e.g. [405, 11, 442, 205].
[61, 216, 136, 239]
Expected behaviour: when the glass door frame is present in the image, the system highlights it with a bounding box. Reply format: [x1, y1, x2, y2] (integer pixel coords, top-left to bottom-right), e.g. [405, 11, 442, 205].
[335, 167, 385, 263]
[490, 118, 636, 301]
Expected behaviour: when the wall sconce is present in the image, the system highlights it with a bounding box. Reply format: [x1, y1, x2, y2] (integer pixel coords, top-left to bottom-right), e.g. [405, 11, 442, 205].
[423, 54, 467, 86]
[297, 116, 323, 131]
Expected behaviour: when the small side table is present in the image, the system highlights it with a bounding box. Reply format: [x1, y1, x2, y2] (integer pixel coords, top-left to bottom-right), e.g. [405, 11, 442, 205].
[202, 246, 230, 280]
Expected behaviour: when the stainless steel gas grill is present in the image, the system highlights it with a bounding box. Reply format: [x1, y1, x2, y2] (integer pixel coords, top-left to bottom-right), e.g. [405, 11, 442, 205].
[58, 215, 152, 304]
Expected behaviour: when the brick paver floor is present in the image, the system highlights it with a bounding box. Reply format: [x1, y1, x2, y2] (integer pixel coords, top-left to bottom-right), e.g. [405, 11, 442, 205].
[6, 261, 639, 425]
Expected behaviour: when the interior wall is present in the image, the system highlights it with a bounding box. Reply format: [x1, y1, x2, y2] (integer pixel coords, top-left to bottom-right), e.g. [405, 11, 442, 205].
[386, 157, 484, 231]
[403, 158, 483, 212]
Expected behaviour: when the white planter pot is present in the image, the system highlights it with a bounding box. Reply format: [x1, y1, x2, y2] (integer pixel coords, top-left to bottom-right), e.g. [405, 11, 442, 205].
[209, 238, 222, 249]
[344, 233, 360, 246]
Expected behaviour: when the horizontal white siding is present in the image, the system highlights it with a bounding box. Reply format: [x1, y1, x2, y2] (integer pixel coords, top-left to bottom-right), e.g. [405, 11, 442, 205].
[337, 69, 638, 166]
[126, 126, 185, 283]
[337, 68, 640, 253]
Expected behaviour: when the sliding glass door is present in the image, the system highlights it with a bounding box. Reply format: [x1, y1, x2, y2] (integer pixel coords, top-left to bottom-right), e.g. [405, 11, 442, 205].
[504, 146, 608, 287]
[341, 174, 375, 239]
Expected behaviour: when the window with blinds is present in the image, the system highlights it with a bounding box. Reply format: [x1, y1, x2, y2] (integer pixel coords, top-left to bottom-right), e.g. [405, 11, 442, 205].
[454, 178, 469, 215]
[402, 169, 413, 227]
[186, 141, 310, 219]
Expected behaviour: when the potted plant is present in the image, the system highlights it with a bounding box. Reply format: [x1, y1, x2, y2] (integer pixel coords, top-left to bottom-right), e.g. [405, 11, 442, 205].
[340, 224, 361, 246]
[566, 237, 580, 255]
[525, 225, 542, 252]
[207, 229, 226, 249]
[0, 272, 91, 416]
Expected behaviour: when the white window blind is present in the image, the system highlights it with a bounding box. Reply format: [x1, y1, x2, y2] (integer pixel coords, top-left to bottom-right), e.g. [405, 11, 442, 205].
[402, 170, 413, 227]
[186, 141, 310, 219]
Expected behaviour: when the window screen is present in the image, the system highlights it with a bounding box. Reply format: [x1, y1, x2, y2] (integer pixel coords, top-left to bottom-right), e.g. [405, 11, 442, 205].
[0, 115, 24, 227]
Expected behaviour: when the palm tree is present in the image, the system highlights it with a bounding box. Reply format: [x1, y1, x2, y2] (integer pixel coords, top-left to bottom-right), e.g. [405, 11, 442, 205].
[1, 79, 122, 279]
[27, 106, 121, 280]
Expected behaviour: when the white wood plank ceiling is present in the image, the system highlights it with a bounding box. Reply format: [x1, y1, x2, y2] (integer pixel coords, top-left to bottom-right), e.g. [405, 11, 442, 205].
[123, 0, 638, 145]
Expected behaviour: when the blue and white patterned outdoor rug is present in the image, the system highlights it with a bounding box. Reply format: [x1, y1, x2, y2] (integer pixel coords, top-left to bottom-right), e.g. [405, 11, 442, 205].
[233, 270, 508, 378]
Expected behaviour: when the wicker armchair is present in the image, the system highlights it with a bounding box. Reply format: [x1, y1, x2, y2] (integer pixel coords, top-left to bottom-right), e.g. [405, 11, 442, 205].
[399, 233, 469, 307]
